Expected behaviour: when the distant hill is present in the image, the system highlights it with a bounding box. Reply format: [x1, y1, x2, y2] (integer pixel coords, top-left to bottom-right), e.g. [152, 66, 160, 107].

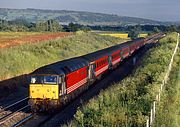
[0, 8, 168, 26]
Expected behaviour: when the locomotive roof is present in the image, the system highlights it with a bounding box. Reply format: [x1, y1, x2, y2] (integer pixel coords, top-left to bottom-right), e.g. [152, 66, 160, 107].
[32, 57, 89, 75]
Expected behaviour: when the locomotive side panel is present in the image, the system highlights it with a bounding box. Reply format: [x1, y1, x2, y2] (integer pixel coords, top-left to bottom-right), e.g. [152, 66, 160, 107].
[66, 66, 88, 94]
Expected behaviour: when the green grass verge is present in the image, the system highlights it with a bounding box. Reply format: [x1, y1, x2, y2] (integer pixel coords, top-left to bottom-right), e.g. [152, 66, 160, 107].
[66, 32, 178, 127]
[0, 33, 126, 80]
[153, 38, 180, 127]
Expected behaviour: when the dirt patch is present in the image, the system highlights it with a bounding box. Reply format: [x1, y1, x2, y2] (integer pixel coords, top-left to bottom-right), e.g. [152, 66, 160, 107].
[0, 32, 72, 48]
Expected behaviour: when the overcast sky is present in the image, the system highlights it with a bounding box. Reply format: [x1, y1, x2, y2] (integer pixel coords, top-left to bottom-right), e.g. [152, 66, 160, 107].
[0, 0, 179, 21]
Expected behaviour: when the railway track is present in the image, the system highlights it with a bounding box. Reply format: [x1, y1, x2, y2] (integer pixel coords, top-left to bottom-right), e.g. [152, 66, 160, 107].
[12, 114, 33, 127]
[1, 97, 28, 111]
[0, 97, 32, 127]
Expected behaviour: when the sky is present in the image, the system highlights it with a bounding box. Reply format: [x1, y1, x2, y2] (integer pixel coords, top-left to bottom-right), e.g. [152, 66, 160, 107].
[0, 0, 179, 22]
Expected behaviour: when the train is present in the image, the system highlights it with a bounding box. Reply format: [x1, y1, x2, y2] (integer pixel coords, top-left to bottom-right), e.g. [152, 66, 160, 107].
[28, 33, 165, 112]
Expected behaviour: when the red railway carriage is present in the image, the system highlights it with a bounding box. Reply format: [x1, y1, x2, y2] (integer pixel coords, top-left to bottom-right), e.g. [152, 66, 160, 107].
[82, 51, 110, 80]
[94, 56, 109, 77]
[105, 45, 122, 69]
[121, 46, 130, 58]
[129, 38, 145, 54]
[82, 44, 121, 79]
[111, 50, 121, 66]
[130, 44, 136, 54]
[136, 39, 145, 49]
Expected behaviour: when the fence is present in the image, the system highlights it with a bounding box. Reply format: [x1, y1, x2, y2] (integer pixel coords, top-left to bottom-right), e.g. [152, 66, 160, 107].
[146, 33, 179, 127]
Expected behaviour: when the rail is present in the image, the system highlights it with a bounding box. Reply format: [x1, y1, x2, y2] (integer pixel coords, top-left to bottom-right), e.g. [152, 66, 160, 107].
[0, 105, 30, 125]
[0, 97, 29, 113]
[13, 113, 34, 127]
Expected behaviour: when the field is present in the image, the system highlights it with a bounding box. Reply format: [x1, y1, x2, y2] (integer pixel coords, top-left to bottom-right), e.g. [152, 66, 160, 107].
[0, 32, 72, 48]
[100, 33, 129, 39]
[138, 33, 148, 38]
[100, 33, 148, 39]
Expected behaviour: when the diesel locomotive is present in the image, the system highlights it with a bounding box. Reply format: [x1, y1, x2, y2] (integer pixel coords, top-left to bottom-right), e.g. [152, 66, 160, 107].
[28, 33, 165, 112]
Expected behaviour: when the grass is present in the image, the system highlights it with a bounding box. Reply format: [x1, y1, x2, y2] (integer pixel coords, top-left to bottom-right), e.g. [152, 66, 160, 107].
[66, 32, 178, 127]
[175, 68, 180, 126]
[0, 32, 126, 80]
[153, 42, 180, 127]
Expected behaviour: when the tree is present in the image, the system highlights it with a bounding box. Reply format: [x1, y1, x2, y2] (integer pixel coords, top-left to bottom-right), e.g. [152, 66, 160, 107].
[166, 25, 177, 32]
[177, 26, 180, 33]
[68, 22, 79, 32]
[81, 26, 91, 32]
[153, 27, 160, 33]
[36, 19, 63, 32]
[128, 25, 141, 39]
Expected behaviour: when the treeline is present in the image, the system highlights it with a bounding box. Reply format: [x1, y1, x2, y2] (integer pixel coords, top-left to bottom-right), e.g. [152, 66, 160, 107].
[0, 19, 91, 32]
[90, 25, 179, 39]
[1, 18, 180, 35]
[90, 25, 180, 33]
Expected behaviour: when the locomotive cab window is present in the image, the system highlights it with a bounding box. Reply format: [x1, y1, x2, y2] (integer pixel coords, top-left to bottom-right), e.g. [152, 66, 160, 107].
[30, 75, 58, 84]
[31, 76, 43, 84]
[44, 75, 57, 84]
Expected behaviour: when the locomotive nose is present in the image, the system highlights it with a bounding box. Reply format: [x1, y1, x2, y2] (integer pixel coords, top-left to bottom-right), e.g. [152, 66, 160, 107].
[29, 84, 59, 99]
